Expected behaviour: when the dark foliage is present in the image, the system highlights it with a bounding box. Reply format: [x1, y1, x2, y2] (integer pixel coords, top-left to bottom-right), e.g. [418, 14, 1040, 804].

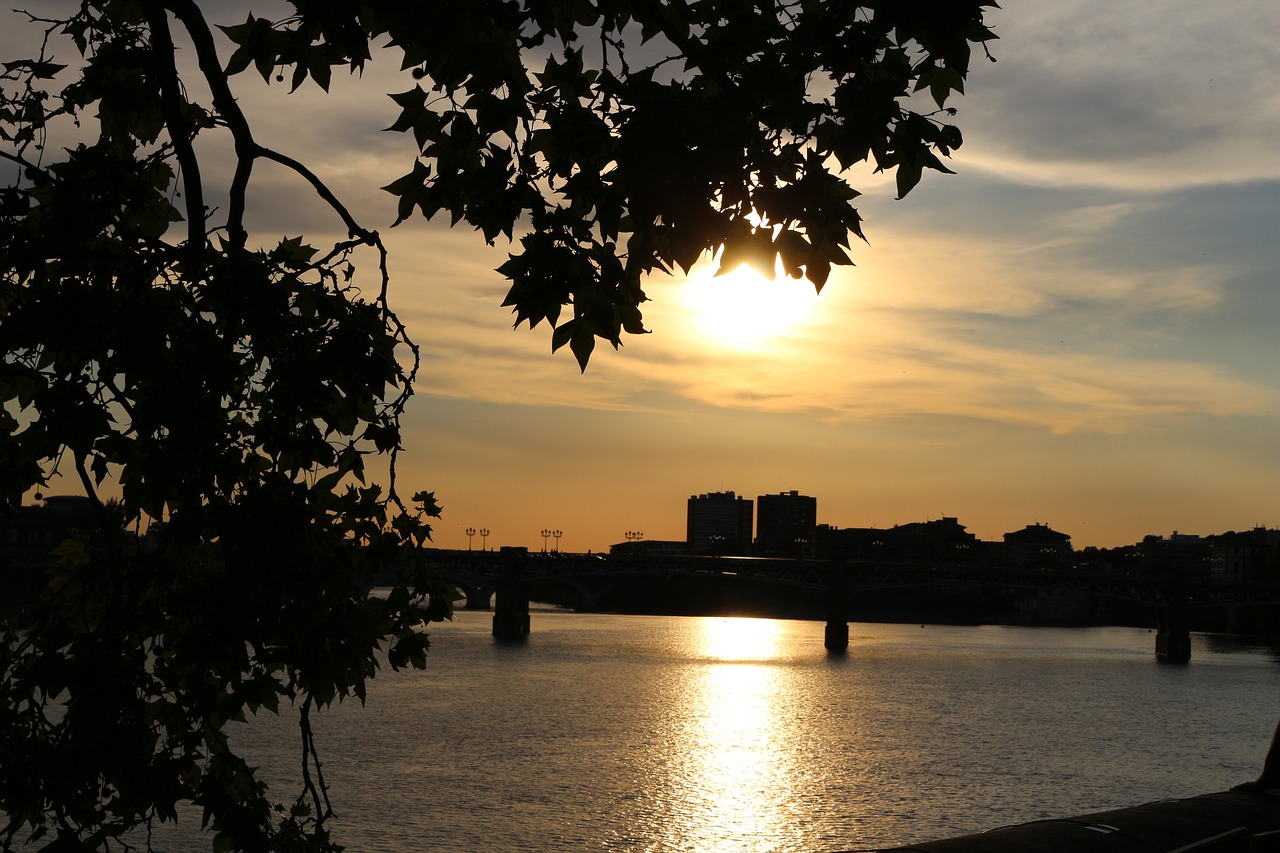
[1, 1, 995, 849]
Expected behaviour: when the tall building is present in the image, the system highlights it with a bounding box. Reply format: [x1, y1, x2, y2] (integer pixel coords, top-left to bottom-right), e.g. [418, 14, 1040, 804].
[755, 490, 817, 556]
[687, 491, 753, 555]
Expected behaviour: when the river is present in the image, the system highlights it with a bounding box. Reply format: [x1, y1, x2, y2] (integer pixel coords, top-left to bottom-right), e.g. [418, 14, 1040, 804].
[209, 610, 1280, 852]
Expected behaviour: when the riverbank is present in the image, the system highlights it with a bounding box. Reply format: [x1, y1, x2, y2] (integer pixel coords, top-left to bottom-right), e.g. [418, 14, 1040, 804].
[7, 559, 1278, 639]
[868, 789, 1280, 852]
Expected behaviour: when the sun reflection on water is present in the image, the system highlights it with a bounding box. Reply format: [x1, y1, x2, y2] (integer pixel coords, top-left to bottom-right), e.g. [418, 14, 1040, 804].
[655, 617, 793, 851]
[701, 615, 782, 662]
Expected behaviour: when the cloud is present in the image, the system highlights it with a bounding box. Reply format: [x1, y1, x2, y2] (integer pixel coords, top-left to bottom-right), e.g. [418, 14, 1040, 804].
[388, 218, 1280, 436]
[1050, 201, 1154, 234]
[960, 0, 1280, 190]
[637, 309, 1277, 434]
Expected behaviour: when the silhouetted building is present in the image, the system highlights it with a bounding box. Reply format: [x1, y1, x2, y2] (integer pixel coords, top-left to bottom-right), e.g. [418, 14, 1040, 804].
[2, 495, 95, 567]
[755, 490, 817, 557]
[884, 517, 979, 563]
[816, 517, 979, 564]
[608, 539, 688, 557]
[1138, 531, 1210, 579]
[1210, 527, 1279, 583]
[687, 491, 752, 555]
[1003, 523, 1072, 568]
[813, 524, 882, 561]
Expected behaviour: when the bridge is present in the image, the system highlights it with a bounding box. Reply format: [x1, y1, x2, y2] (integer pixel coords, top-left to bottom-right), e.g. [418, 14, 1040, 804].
[410, 547, 1280, 661]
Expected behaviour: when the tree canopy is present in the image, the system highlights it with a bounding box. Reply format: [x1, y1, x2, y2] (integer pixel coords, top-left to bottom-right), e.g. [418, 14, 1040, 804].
[1, 1, 996, 850]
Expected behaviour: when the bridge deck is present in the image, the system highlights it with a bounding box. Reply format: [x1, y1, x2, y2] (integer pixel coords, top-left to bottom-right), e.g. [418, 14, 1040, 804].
[424, 549, 1280, 608]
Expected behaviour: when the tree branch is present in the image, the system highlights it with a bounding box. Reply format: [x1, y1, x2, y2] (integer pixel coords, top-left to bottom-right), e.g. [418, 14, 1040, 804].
[73, 452, 122, 575]
[298, 695, 335, 827]
[256, 147, 375, 244]
[161, 0, 255, 247]
[142, 1, 206, 251]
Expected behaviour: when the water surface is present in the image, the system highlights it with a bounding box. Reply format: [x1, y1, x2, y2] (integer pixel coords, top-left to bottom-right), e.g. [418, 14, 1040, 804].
[227, 611, 1279, 852]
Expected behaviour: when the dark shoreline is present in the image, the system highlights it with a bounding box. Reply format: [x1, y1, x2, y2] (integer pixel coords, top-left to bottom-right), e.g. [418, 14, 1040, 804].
[7, 568, 1278, 643]
[865, 789, 1280, 852]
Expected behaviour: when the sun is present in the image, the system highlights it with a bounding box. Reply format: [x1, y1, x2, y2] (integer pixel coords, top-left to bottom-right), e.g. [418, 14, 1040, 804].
[680, 261, 821, 351]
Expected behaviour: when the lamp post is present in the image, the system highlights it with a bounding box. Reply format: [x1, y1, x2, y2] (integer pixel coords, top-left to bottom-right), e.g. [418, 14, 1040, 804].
[480, 528, 490, 551]
[465, 527, 475, 550]
[552, 529, 563, 553]
[625, 530, 643, 542]
[541, 528, 551, 553]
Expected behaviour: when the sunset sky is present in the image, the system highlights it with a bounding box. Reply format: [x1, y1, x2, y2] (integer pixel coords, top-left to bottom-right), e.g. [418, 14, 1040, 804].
[13, 1, 1280, 552]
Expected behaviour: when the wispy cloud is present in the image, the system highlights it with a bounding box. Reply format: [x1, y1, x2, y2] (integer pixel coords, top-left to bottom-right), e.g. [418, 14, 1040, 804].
[961, 1, 1280, 190]
[390, 221, 1278, 435]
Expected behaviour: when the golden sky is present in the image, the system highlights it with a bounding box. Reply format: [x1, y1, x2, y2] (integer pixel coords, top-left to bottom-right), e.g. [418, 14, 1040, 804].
[10, 1, 1279, 551]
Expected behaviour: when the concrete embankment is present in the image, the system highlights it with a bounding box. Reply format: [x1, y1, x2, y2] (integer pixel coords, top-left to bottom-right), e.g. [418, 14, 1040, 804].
[869, 790, 1280, 852]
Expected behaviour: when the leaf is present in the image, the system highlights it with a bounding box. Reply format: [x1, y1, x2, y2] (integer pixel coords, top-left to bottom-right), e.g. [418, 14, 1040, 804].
[895, 158, 923, 199]
[551, 319, 575, 353]
[2, 59, 67, 79]
[386, 86, 441, 149]
[91, 453, 109, 485]
[381, 160, 434, 225]
[807, 259, 832, 292]
[569, 321, 596, 372]
[270, 235, 319, 267]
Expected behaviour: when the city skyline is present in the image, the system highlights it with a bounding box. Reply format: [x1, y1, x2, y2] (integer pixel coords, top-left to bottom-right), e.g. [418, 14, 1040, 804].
[446, 485, 1274, 554]
[8, 1, 1278, 555]
[16, 486, 1270, 555]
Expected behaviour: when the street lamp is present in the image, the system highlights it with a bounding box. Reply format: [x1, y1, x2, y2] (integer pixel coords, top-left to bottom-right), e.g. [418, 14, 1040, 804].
[552, 529, 563, 553]
[541, 528, 551, 553]
[465, 527, 475, 550]
[625, 530, 643, 542]
[480, 528, 490, 550]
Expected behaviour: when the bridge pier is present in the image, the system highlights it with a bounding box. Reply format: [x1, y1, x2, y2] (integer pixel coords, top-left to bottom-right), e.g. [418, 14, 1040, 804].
[463, 585, 493, 610]
[824, 562, 849, 653]
[1156, 595, 1191, 663]
[492, 546, 531, 640]
[824, 617, 849, 652]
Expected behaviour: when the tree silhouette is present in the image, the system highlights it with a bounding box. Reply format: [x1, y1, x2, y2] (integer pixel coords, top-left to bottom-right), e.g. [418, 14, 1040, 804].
[0, 1, 996, 849]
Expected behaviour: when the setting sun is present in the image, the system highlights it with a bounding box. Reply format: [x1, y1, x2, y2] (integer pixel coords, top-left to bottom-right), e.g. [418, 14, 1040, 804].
[680, 261, 821, 351]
